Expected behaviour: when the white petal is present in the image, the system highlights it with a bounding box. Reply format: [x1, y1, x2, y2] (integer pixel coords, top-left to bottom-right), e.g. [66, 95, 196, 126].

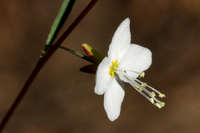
[94, 57, 112, 95]
[104, 79, 125, 121]
[119, 44, 152, 81]
[108, 18, 131, 61]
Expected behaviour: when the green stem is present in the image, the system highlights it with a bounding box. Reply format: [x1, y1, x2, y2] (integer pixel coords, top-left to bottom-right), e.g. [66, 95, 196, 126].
[59, 46, 96, 63]
[45, 0, 76, 51]
[0, 0, 98, 132]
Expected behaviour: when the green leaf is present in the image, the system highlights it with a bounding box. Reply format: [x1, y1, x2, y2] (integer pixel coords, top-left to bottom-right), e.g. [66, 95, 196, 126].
[45, 0, 76, 51]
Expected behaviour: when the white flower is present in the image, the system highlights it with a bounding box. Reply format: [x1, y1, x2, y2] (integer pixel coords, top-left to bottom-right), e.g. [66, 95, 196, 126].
[94, 18, 165, 121]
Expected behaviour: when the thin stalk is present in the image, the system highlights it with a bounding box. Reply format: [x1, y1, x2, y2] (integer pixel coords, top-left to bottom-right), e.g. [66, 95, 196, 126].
[0, 0, 98, 132]
[59, 46, 96, 63]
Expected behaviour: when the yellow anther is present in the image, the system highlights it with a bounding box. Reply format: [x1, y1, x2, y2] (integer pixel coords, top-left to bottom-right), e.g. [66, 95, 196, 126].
[150, 98, 155, 104]
[141, 82, 147, 87]
[159, 93, 166, 98]
[112, 60, 118, 67]
[108, 60, 119, 78]
[151, 92, 156, 97]
[155, 103, 161, 109]
[138, 87, 143, 91]
[109, 66, 114, 77]
[135, 84, 143, 91]
[139, 72, 145, 78]
[155, 102, 165, 109]
[161, 102, 165, 107]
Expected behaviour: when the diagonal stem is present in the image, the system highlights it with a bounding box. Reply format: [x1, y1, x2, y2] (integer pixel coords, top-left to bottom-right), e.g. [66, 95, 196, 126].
[0, 0, 98, 132]
[59, 46, 96, 63]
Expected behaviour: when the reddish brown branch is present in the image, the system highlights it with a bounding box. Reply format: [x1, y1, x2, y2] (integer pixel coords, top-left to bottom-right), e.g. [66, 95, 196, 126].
[0, 0, 98, 132]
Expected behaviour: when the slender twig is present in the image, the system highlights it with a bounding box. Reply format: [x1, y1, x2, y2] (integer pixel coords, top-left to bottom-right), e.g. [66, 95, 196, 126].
[0, 0, 98, 132]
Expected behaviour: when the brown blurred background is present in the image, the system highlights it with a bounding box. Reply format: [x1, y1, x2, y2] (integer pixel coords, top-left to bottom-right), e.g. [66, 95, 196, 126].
[0, 0, 200, 132]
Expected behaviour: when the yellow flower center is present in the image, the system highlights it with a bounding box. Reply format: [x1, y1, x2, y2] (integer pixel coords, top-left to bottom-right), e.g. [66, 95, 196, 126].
[109, 60, 119, 78]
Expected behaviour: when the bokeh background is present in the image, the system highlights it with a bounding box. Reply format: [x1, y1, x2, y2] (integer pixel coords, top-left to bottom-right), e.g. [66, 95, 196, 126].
[0, 0, 200, 132]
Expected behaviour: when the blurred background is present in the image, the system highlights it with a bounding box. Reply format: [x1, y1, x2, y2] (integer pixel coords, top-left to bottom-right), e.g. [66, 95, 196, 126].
[0, 0, 200, 132]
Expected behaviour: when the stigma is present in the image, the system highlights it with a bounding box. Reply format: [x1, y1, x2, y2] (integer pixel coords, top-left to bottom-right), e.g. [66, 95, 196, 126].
[109, 60, 119, 78]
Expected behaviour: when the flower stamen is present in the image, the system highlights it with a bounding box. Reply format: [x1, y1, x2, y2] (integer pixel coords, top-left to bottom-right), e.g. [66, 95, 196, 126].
[139, 72, 145, 78]
[109, 60, 119, 78]
[135, 78, 165, 99]
[134, 79, 166, 108]
[123, 74, 166, 109]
